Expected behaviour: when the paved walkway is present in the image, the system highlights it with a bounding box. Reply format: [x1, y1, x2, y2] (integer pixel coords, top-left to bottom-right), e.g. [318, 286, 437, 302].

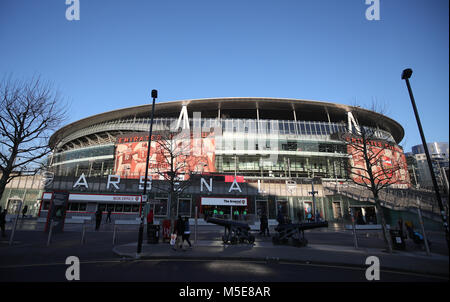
[2, 219, 448, 279]
[113, 239, 449, 278]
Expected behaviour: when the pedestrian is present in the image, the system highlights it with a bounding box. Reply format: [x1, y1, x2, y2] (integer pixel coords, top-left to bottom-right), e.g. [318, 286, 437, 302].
[277, 210, 285, 225]
[22, 205, 28, 218]
[95, 208, 102, 231]
[260, 213, 269, 236]
[147, 209, 154, 225]
[243, 208, 248, 221]
[0, 207, 6, 238]
[172, 215, 185, 251]
[233, 209, 239, 221]
[106, 208, 112, 223]
[297, 210, 302, 223]
[306, 211, 312, 222]
[182, 217, 192, 250]
[398, 218, 405, 239]
[315, 209, 321, 222]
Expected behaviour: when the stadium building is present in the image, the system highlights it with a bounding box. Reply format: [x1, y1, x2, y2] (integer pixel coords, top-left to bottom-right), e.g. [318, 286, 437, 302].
[39, 97, 412, 226]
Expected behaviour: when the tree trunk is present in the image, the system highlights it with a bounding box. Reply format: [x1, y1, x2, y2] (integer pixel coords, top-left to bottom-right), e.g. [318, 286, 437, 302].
[0, 170, 12, 207]
[374, 196, 393, 253]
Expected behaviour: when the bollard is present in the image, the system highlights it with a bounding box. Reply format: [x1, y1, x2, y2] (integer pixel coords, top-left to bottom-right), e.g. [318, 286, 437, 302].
[8, 202, 22, 246]
[47, 220, 54, 246]
[81, 221, 87, 245]
[112, 225, 118, 245]
[194, 206, 198, 245]
[349, 208, 358, 249]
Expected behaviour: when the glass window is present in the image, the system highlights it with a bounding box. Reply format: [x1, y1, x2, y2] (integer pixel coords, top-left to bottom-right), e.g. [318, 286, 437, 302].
[289, 122, 295, 134]
[305, 123, 311, 135]
[299, 122, 305, 134]
[178, 198, 191, 217]
[283, 122, 289, 134]
[155, 199, 168, 216]
[123, 204, 132, 212]
[79, 203, 87, 211]
[278, 121, 284, 134]
[98, 204, 107, 212]
[114, 204, 123, 212]
[132, 204, 140, 213]
[310, 122, 316, 135]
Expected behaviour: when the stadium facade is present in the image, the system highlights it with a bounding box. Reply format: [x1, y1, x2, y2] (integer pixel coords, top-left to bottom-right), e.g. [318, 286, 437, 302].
[38, 97, 411, 224]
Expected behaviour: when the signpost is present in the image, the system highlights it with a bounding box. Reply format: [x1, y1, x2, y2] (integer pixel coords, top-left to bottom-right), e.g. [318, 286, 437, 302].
[45, 191, 69, 233]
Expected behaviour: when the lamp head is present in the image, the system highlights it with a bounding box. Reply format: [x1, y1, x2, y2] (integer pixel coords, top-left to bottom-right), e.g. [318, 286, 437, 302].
[401, 69, 413, 80]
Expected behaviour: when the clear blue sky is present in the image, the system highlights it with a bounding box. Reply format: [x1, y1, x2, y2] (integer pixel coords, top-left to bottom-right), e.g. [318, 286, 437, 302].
[1, 0, 448, 151]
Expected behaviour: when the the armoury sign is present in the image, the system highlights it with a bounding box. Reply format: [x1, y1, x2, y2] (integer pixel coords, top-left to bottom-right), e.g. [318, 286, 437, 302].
[201, 197, 247, 206]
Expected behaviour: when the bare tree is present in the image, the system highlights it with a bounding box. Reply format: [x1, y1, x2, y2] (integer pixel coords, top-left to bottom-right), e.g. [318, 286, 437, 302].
[150, 129, 204, 231]
[0, 76, 68, 204]
[342, 122, 409, 253]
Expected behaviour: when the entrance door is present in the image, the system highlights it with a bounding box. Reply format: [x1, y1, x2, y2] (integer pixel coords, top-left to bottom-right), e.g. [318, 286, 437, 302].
[256, 200, 268, 218]
[276, 200, 289, 217]
[350, 206, 377, 225]
[154, 198, 168, 217]
[304, 202, 313, 221]
[178, 198, 191, 217]
[332, 202, 342, 219]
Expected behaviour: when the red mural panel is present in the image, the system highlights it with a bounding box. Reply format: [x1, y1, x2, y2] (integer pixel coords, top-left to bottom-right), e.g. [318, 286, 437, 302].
[114, 131, 216, 180]
[347, 141, 411, 188]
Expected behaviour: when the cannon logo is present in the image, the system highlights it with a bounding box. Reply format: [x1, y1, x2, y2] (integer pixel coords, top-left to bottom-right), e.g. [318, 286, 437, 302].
[41, 171, 55, 187]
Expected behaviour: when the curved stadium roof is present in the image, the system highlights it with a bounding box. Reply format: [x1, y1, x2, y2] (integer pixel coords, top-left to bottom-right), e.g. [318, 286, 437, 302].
[49, 97, 404, 148]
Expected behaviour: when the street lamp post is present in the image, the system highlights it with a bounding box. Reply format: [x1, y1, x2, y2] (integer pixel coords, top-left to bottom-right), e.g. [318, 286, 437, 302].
[308, 177, 318, 222]
[401, 68, 449, 249]
[137, 89, 158, 255]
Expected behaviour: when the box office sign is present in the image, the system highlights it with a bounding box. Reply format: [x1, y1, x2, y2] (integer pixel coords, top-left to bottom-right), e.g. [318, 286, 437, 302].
[201, 197, 247, 206]
[68, 193, 142, 203]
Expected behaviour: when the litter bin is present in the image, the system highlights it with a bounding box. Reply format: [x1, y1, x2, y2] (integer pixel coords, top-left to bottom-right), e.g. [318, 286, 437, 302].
[147, 224, 160, 244]
[389, 229, 405, 250]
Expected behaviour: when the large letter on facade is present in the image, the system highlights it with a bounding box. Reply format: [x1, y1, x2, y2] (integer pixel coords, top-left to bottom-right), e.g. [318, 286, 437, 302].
[201, 177, 213, 192]
[73, 173, 88, 188]
[139, 176, 152, 190]
[228, 178, 242, 193]
[347, 111, 361, 134]
[107, 175, 121, 190]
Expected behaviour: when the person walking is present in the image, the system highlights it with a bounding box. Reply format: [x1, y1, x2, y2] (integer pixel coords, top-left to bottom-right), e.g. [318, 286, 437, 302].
[22, 205, 28, 219]
[182, 217, 192, 250]
[106, 208, 112, 223]
[95, 208, 102, 231]
[297, 210, 303, 223]
[260, 213, 270, 236]
[172, 215, 185, 251]
[147, 209, 154, 225]
[0, 207, 6, 238]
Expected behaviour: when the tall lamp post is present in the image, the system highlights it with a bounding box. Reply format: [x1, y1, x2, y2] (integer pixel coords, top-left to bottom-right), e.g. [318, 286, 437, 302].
[137, 89, 158, 255]
[401, 68, 449, 249]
